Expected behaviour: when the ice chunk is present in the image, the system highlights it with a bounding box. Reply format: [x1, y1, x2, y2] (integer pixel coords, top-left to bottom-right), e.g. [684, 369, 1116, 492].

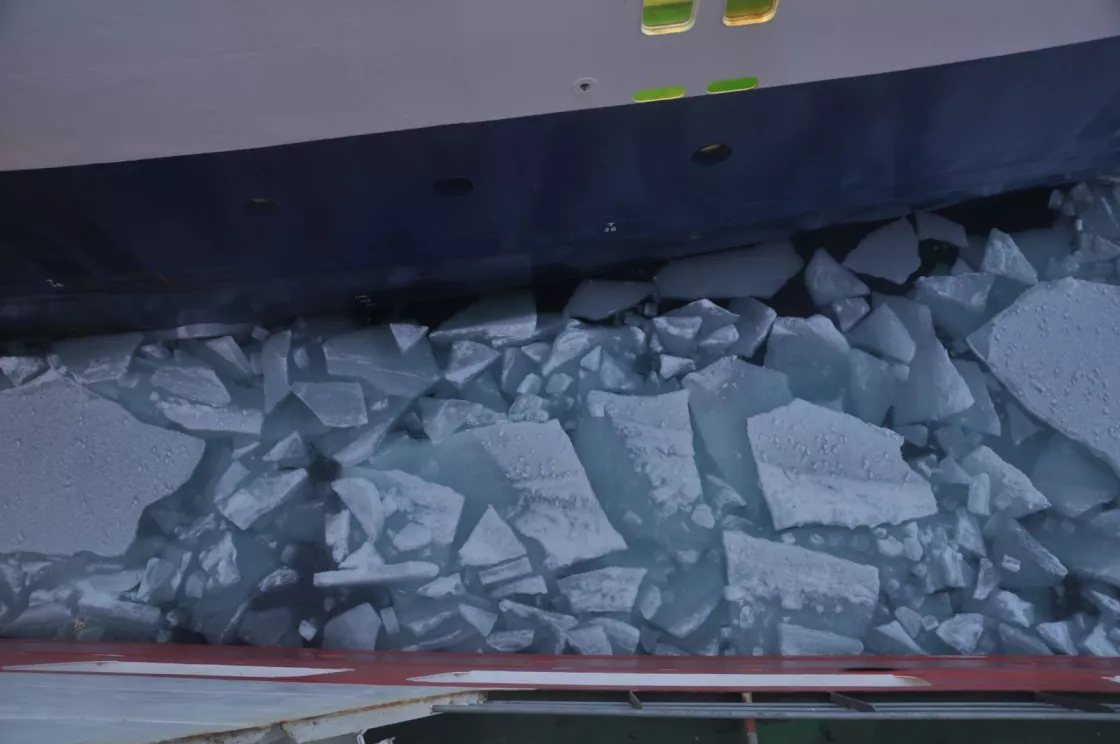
[913, 274, 995, 338]
[260, 330, 292, 414]
[430, 420, 627, 568]
[828, 298, 870, 333]
[723, 532, 880, 638]
[999, 624, 1052, 655]
[459, 604, 498, 636]
[986, 515, 1067, 587]
[419, 398, 504, 443]
[588, 618, 641, 654]
[430, 291, 537, 348]
[499, 599, 579, 634]
[324, 326, 439, 397]
[136, 554, 189, 604]
[239, 608, 295, 647]
[658, 355, 696, 379]
[77, 594, 162, 635]
[565, 280, 653, 320]
[557, 567, 647, 613]
[333, 477, 385, 541]
[936, 613, 986, 653]
[961, 447, 1048, 518]
[948, 361, 1001, 436]
[656, 242, 803, 300]
[575, 390, 703, 551]
[872, 295, 935, 345]
[508, 394, 550, 423]
[895, 607, 923, 638]
[1037, 620, 1080, 655]
[846, 349, 902, 426]
[258, 567, 299, 593]
[292, 381, 368, 428]
[866, 621, 926, 655]
[361, 469, 465, 548]
[492, 575, 548, 598]
[764, 316, 850, 402]
[982, 229, 1038, 285]
[1030, 519, 1120, 589]
[314, 562, 440, 587]
[971, 280, 1120, 474]
[198, 336, 254, 381]
[843, 219, 920, 284]
[444, 340, 501, 387]
[967, 473, 991, 516]
[198, 531, 242, 587]
[156, 399, 263, 436]
[777, 623, 863, 655]
[598, 351, 641, 392]
[479, 557, 533, 586]
[747, 400, 937, 530]
[653, 316, 702, 357]
[805, 249, 869, 307]
[895, 425, 927, 447]
[391, 323, 429, 354]
[665, 299, 739, 335]
[845, 304, 915, 363]
[892, 336, 974, 425]
[566, 625, 613, 655]
[1005, 400, 1042, 445]
[263, 431, 305, 465]
[392, 523, 433, 552]
[728, 298, 777, 357]
[981, 590, 1037, 628]
[649, 563, 722, 639]
[216, 469, 308, 530]
[322, 603, 382, 650]
[0, 374, 205, 556]
[53, 332, 142, 384]
[458, 506, 528, 567]
[1079, 623, 1120, 657]
[486, 629, 535, 651]
[151, 363, 231, 407]
[0, 355, 46, 386]
[1030, 434, 1118, 518]
[915, 212, 968, 248]
[298, 619, 318, 641]
[955, 509, 986, 558]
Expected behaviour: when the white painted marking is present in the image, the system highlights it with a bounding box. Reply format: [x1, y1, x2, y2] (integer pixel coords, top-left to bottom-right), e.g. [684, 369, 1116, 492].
[409, 671, 928, 688]
[4, 661, 351, 678]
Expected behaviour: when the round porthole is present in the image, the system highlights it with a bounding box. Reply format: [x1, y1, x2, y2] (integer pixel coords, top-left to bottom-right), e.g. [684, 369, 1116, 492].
[434, 178, 474, 197]
[691, 143, 732, 166]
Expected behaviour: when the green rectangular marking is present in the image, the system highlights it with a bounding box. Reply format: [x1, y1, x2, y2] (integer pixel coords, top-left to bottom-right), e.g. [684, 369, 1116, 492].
[706, 76, 759, 94]
[633, 86, 687, 103]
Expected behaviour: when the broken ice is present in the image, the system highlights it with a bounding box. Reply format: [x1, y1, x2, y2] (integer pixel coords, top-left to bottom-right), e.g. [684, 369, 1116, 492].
[655, 242, 803, 300]
[293, 381, 368, 428]
[843, 219, 920, 284]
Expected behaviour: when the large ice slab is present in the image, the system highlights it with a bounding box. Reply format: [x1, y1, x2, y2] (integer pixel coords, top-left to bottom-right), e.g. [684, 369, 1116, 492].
[0, 374, 205, 556]
[322, 603, 382, 650]
[156, 399, 263, 436]
[557, 567, 647, 613]
[892, 334, 974, 426]
[843, 219, 920, 284]
[982, 229, 1039, 285]
[151, 362, 231, 407]
[655, 242, 804, 300]
[429, 420, 627, 568]
[747, 400, 937, 530]
[216, 470, 309, 530]
[53, 332, 143, 384]
[845, 304, 915, 364]
[683, 357, 791, 496]
[564, 280, 653, 320]
[430, 291, 537, 348]
[324, 326, 440, 397]
[971, 279, 1120, 476]
[764, 316, 850, 402]
[1031, 434, 1118, 518]
[805, 249, 869, 308]
[292, 381, 368, 428]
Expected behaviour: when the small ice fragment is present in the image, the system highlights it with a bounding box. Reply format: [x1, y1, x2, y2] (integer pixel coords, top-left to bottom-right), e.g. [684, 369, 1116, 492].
[895, 607, 923, 638]
[157, 399, 263, 436]
[728, 298, 777, 357]
[983, 590, 1037, 628]
[322, 603, 381, 650]
[390, 323, 429, 353]
[828, 297, 870, 332]
[566, 625, 613, 655]
[486, 629, 535, 652]
[653, 316, 703, 357]
[53, 332, 143, 383]
[1005, 400, 1042, 445]
[935, 613, 986, 653]
[499, 599, 579, 633]
[491, 575, 548, 598]
[748, 400, 937, 530]
[380, 607, 399, 635]
[152, 363, 232, 407]
[458, 506, 528, 567]
[199, 531, 241, 587]
[865, 621, 927, 655]
[843, 219, 920, 284]
[665, 299, 739, 335]
[479, 557, 533, 586]
[891, 335, 974, 426]
[298, 619, 318, 641]
[955, 509, 986, 558]
[598, 350, 641, 392]
[1079, 623, 1120, 657]
[557, 567, 647, 613]
[213, 461, 251, 508]
[261, 330, 292, 414]
[915, 212, 968, 248]
[313, 562, 440, 587]
[987, 516, 1067, 587]
[969, 280, 1120, 475]
[138, 343, 171, 361]
[361, 469, 464, 548]
[846, 349, 902, 426]
[516, 373, 542, 396]
[947, 360, 1001, 436]
[216, 469, 308, 530]
[967, 473, 991, 516]
[764, 316, 850, 402]
[982, 229, 1038, 285]
[258, 567, 299, 593]
[333, 477, 386, 542]
[777, 623, 863, 656]
[1037, 620, 1079, 655]
[658, 355, 696, 379]
[0, 355, 46, 386]
[324, 326, 439, 397]
[961, 447, 1048, 518]
[508, 394, 550, 423]
[564, 280, 653, 320]
[197, 336, 254, 381]
[845, 304, 916, 364]
[1030, 434, 1118, 518]
[430, 291, 537, 348]
[545, 373, 573, 396]
[292, 381, 368, 428]
[691, 504, 716, 529]
[999, 624, 1052, 655]
[913, 274, 995, 338]
[805, 248, 870, 308]
[263, 431, 305, 464]
[239, 608, 295, 647]
[325, 510, 352, 564]
[391, 523, 433, 553]
[655, 241, 804, 299]
[459, 604, 498, 636]
[444, 340, 501, 387]
[136, 555, 188, 604]
[588, 618, 641, 654]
